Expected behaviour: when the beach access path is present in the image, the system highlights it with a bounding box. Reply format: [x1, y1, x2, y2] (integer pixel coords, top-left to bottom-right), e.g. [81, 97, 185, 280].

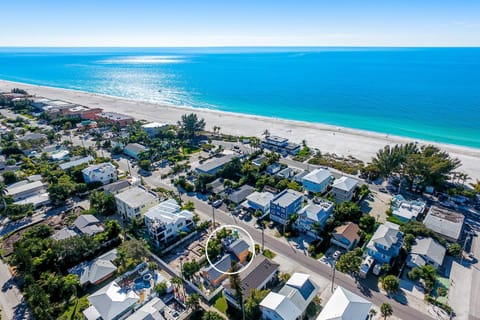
[1, 79, 479, 181]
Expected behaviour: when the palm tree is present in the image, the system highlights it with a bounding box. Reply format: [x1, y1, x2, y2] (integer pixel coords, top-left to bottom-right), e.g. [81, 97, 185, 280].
[369, 308, 377, 319]
[186, 293, 201, 312]
[380, 303, 393, 320]
[171, 277, 184, 301]
[262, 129, 270, 137]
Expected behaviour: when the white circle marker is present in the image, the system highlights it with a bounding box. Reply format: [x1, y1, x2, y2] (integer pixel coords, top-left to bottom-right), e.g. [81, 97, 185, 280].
[205, 224, 256, 275]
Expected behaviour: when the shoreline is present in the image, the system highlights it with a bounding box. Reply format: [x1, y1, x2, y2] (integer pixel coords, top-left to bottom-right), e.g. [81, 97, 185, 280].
[1, 79, 479, 180]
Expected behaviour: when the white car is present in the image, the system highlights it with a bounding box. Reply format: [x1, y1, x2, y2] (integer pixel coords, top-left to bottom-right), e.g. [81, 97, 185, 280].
[333, 250, 342, 260]
[212, 200, 223, 208]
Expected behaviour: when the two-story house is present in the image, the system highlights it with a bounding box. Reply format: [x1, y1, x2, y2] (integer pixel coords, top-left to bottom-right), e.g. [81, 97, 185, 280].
[82, 162, 117, 185]
[115, 186, 160, 220]
[331, 176, 358, 203]
[406, 237, 446, 269]
[296, 200, 334, 238]
[366, 222, 403, 264]
[301, 168, 333, 193]
[269, 189, 303, 225]
[144, 199, 195, 246]
[260, 273, 319, 320]
[330, 222, 361, 251]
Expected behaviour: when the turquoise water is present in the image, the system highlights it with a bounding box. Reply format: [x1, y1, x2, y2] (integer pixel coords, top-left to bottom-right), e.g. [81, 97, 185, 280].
[0, 47, 479, 148]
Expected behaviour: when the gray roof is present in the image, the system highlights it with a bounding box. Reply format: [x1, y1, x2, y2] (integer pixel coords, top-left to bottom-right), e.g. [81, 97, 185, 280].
[20, 133, 47, 141]
[246, 191, 274, 207]
[125, 297, 165, 320]
[52, 227, 78, 241]
[115, 186, 158, 209]
[228, 185, 255, 204]
[367, 222, 403, 253]
[424, 206, 464, 241]
[74, 214, 100, 229]
[271, 189, 303, 208]
[302, 168, 332, 185]
[59, 156, 94, 170]
[196, 154, 236, 174]
[409, 237, 446, 266]
[103, 180, 131, 194]
[209, 178, 226, 194]
[298, 202, 333, 222]
[239, 256, 279, 298]
[70, 249, 118, 286]
[332, 176, 359, 192]
[205, 255, 232, 281]
[228, 239, 250, 257]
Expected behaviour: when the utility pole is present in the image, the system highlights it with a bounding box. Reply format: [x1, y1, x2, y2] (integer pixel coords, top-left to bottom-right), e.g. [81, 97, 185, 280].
[460, 235, 471, 265]
[261, 225, 265, 253]
[331, 261, 336, 292]
[211, 205, 216, 230]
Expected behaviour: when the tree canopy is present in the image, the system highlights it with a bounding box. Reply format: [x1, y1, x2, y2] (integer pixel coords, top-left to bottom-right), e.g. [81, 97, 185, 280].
[178, 113, 206, 139]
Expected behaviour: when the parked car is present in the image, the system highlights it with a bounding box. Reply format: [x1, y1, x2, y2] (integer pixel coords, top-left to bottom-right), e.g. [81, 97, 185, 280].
[333, 250, 342, 260]
[212, 199, 223, 208]
[379, 187, 388, 193]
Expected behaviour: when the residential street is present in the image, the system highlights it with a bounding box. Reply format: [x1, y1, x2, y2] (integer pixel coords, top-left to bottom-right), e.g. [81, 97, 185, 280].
[0, 259, 29, 320]
[182, 193, 434, 320]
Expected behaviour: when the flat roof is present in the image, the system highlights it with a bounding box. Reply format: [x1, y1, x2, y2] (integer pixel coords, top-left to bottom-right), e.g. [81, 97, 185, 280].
[115, 186, 158, 209]
[196, 154, 236, 173]
[271, 189, 303, 208]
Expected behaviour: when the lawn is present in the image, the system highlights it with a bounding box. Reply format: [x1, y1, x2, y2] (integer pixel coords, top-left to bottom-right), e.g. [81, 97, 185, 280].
[214, 295, 228, 314]
[263, 249, 276, 259]
[432, 277, 450, 305]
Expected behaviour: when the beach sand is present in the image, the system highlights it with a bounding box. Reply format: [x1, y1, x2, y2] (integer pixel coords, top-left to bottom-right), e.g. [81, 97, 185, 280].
[1, 79, 479, 181]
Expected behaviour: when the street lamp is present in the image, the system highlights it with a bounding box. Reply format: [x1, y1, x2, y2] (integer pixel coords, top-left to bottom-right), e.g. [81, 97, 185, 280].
[179, 255, 184, 279]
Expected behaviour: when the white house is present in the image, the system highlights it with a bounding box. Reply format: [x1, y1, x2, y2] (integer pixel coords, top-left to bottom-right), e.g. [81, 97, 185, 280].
[301, 168, 333, 193]
[115, 186, 160, 220]
[245, 191, 274, 214]
[125, 297, 166, 320]
[6, 180, 50, 208]
[296, 200, 334, 238]
[141, 122, 168, 137]
[316, 286, 371, 320]
[82, 162, 117, 185]
[83, 281, 139, 320]
[124, 143, 147, 159]
[406, 237, 446, 269]
[423, 206, 464, 242]
[331, 176, 359, 203]
[391, 195, 426, 222]
[144, 199, 195, 246]
[261, 273, 319, 320]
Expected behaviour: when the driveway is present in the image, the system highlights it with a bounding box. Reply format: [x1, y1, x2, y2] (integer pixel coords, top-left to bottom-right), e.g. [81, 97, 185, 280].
[0, 259, 30, 320]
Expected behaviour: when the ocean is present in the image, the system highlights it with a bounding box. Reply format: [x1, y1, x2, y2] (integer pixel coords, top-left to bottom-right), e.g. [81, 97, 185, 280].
[0, 47, 479, 148]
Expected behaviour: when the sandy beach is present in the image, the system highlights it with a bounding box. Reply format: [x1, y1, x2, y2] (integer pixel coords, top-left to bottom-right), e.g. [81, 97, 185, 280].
[1, 79, 479, 181]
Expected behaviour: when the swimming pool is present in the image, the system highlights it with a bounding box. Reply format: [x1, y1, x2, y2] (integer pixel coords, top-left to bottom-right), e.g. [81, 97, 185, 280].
[134, 278, 151, 291]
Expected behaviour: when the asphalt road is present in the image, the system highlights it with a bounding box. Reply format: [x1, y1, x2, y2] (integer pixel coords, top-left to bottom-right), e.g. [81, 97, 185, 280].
[182, 193, 434, 320]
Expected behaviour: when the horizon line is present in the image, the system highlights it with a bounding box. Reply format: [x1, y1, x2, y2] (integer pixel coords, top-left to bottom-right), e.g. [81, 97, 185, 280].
[1, 45, 480, 49]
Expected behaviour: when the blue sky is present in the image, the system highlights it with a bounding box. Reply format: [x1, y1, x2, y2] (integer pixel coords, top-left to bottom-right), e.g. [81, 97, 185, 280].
[1, 0, 479, 46]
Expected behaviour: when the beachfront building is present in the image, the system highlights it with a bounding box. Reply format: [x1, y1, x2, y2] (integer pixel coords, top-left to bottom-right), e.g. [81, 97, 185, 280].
[406, 237, 446, 269]
[260, 135, 301, 155]
[144, 199, 195, 246]
[391, 194, 426, 222]
[301, 168, 333, 193]
[331, 176, 359, 203]
[244, 191, 275, 214]
[141, 122, 168, 137]
[316, 286, 371, 320]
[115, 186, 160, 220]
[367, 222, 403, 264]
[123, 143, 147, 160]
[95, 111, 135, 127]
[296, 200, 334, 238]
[330, 222, 361, 251]
[69, 249, 117, 286]
[83, 281, 139, 320]
[260, 273, 320, 320]
[224, 256, 280, 309]
[195, 154, 237, 175]
[82, 162, 117, 185]
[423, 206, 464, 242]
[269, 189, 303, 225]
